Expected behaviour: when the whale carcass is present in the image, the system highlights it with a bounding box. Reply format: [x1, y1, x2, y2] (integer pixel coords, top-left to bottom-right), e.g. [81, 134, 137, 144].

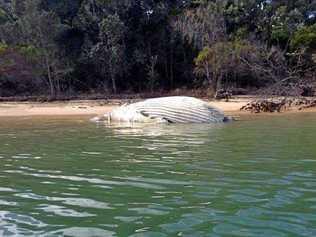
[92, 96, 228, 123]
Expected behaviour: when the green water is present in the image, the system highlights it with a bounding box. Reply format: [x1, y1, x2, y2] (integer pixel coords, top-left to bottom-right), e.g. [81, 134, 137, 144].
[0, 114, 316, 237]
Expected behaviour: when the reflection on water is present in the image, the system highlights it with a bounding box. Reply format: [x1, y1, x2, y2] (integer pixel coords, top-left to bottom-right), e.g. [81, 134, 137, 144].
[0, 114, 316, 236]
[106, 122, 223, 136]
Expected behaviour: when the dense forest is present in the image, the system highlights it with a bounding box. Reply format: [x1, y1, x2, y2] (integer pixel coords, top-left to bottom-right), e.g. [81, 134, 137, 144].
[0, 0, 316, 99]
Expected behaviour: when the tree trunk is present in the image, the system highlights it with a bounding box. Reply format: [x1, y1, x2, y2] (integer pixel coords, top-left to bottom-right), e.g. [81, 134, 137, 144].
[150, 60, 155, 93]
[212, 71, 217, 96]
[165, 52, 169, 84]
[56, 77, 61, 97]
[214, 74, 222, 99]
[55, 67, 61, 97]
[111, 73, 117, 94]
[205, 63, 211, 85]
[170, 47, 174, 88]
[216, 74, 222, 91]
[108, 64, 117, 94]
[45, 56, 55, 98]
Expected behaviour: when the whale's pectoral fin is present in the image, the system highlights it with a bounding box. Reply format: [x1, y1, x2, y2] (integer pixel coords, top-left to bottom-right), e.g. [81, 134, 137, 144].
[139, 110, 171, 123]
[139, 110, 149, 117]
[160, 117, 173, 123]
[139, 110, 155, 120]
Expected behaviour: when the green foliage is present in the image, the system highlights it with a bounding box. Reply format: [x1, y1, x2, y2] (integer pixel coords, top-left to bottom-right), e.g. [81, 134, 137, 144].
[18, 45, 40, 61]
[0, 42, 8, 54]
[0, 0, 315, 97]
[270, 6, 304, 45]
[290, 24, 316, 49]
[0, 7, 8, 24]
[91, 13, 126, 93]
[194, 38, 283, 94]
[290, 24, 316, 67]
[174, 1, 226, 50]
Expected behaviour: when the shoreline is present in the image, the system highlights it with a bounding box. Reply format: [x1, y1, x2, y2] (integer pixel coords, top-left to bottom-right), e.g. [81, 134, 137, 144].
[0, 97, 316, 118]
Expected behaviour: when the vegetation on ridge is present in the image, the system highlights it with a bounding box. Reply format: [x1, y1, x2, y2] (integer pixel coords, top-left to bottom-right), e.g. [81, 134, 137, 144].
[0, 0, 315, 99]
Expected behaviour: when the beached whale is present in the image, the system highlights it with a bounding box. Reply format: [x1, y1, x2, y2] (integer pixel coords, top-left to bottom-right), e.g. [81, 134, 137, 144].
[92, 96, 229, 123]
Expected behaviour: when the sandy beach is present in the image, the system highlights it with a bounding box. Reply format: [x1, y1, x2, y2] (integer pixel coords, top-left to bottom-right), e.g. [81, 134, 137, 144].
[0, 97, 315, 117]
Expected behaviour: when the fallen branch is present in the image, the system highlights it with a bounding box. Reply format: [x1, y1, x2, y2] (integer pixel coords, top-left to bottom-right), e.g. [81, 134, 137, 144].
[240, 98, 316, 113]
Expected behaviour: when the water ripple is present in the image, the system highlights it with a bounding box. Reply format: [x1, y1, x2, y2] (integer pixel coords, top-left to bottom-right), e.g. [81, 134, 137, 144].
[36, 204, 95, 217]
[0, 115, 316, 236]
[15, 193, 112, 209]
[46, 227, 115, 237]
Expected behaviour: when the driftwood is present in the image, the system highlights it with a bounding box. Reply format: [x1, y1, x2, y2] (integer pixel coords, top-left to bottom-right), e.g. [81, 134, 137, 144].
[215, 89, 232, 101]
[298, 99, 316, 110]
[241, 98, 316, 113]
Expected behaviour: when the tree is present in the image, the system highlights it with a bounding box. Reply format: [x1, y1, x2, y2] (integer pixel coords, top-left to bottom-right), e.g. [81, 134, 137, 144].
[21, 0, 63, 96]
[0, 0, 64, 97]
[173, 1, 226, 50]
[290, 24, 316, 71]
[0, 0, 315, 97]
[194, 42, 233, 95]
[146, 55, 159, 93]
[291, 24, 316, 50]
[194, 39, 295, 96]
[90, 13, 126, 93]
[0, 43, 43, 96]
[270, 6, 304, 48]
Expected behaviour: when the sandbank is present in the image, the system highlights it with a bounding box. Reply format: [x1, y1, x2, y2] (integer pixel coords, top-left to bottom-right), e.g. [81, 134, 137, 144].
[0, 97, 315, 118]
